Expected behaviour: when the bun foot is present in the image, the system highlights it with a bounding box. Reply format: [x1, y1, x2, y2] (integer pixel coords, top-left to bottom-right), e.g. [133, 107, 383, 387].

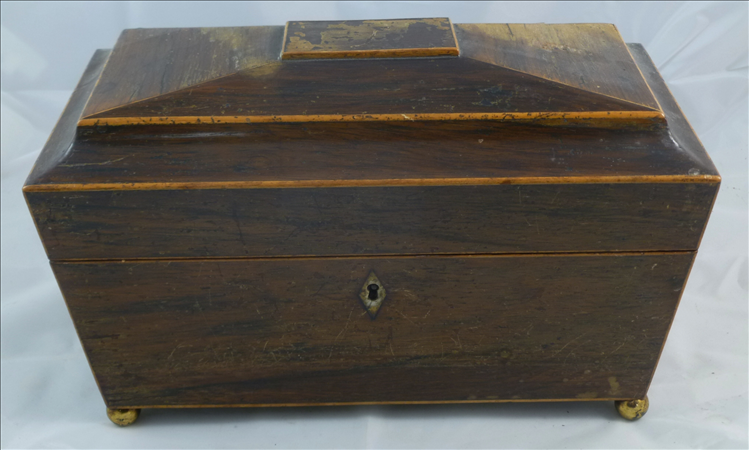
[107, 408, 140, 426]
[615, 396, 649, 420]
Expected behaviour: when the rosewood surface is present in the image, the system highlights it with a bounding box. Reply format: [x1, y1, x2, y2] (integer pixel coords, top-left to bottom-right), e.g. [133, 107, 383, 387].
[81, 57, 654, 123]
[80, 26, 284, 120]
[24, 39, 717, 190]
[22, 39, 720, 261]
[27, 183, 716, 261]
[75, 22, 662, 125]
[455, 24, 660, 110]
[52, 252, 694, 407]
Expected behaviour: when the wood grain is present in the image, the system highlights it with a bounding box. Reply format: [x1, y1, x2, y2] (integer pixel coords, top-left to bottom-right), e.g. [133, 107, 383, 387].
[52, 252, 694, 407]
[23, 118, 712, 187]
[24, 42, 716, 191]
[282, 18, 459, 59]
[81, 57, 656, 124]
[76, 23, 664, 125]
[26, 183, 717, 261]
[24, 49, 110, 188]
[23, 40, 720, 263]
[627, 43, 719, 186]
[455, 23, 660, 110]
[53, 253, 693, 407]
[81, 26, 284, 119]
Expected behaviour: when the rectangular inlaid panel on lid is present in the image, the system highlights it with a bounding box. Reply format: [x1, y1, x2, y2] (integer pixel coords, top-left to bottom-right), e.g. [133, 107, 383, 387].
[281, 18, 460, 59]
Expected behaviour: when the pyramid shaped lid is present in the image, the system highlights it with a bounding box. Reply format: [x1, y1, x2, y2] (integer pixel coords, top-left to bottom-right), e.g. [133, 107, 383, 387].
[78, 19, 664, 127]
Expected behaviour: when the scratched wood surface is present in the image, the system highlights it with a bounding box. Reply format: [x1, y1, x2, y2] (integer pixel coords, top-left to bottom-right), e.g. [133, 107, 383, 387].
[53, 252, 693, 407]
[455, 23, 660, 111]
[80, 26, 284, 120]
[282, 18, 459, 59]
[77, 22, 662, 125]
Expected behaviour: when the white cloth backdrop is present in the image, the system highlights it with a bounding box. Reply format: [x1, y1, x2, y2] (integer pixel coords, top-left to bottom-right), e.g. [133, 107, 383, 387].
[1, 2, 747, 448]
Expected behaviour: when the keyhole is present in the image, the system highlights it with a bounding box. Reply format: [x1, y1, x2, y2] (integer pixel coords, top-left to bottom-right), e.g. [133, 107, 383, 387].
[367, 284, 380, 300]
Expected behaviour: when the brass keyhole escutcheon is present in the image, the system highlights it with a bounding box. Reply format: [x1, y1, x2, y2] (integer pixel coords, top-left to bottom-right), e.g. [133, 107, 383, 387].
[359, 272, 386, 319]
[367, 284, 379, 300]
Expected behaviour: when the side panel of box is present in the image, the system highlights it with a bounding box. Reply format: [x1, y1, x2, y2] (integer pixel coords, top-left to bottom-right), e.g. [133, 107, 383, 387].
[52, 252, 693, 408]
[28, 183, 717, 260]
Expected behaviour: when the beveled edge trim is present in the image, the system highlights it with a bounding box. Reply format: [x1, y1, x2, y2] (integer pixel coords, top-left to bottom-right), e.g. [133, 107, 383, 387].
[77, 110, 665, 126]
[112, 397, 628, 409]
[450, 18, 461, 55]
[282, 47, 460, 60]
[23, 174, 722, 193]
[622, 40, 664, 116]
[280, 21, 289, 59]
[51, 250, 696, 264]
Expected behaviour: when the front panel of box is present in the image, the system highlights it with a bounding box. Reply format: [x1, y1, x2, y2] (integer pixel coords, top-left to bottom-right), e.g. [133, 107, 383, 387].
[27, 183, 717, 260]
[53, 252, 693, 408]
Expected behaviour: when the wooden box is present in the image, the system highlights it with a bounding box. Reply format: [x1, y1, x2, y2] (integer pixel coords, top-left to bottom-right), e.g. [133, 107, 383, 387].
[23, 18, 720, 425]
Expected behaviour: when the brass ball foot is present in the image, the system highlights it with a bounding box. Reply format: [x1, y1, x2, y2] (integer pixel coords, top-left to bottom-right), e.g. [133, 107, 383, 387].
[107, 408, 140, 426]
[615, 395, 649, 420]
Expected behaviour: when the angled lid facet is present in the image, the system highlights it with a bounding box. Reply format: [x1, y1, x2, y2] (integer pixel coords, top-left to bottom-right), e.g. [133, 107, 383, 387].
[457, 23, 661, 111]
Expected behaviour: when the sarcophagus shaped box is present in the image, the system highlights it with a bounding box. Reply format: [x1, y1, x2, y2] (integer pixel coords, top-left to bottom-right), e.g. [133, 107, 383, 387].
[23, 18, 720, 425]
